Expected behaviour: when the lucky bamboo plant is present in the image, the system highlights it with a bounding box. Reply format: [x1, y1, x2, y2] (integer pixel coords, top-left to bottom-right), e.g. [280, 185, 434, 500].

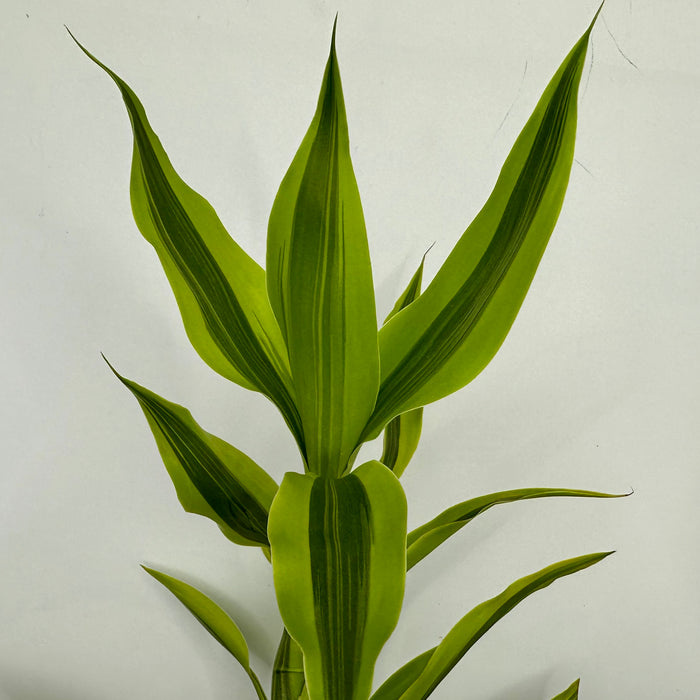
[72, 6, 620, 699]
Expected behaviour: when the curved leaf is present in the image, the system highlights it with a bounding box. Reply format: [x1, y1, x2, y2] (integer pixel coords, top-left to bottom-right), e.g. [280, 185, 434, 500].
[267, 23, 379, 477]
[268, 461, 407, 700]
[143, 567, 268, 700]
[551, 679, 580, 700]
[272, 628, 307, 700]
[407, 487, 624, 570]
[70, 31, 303, 448]
[370, 649, 434, 700]
[398, 552, 612, 699]
[380, 256, 427, 476]
[364, 11, 601, 439]
[107, 360, 277, 547]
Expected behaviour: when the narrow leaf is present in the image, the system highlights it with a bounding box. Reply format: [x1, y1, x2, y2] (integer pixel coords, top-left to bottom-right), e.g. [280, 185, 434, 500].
[399, 552, 613, 700]
[268, 461, 407, 700]
[107, 360, 277, 547]
[272, 628, 307, 700]
[365, 13, 600, 439]
[143, 567, 268, 700]
[370, 649, 435, 700]
[267, 23, 379, 477]
[380, 256, 427, 476]
[70, 31, 303, 448]
[551, 679, 580, 700]
[407, 487, 625, 570]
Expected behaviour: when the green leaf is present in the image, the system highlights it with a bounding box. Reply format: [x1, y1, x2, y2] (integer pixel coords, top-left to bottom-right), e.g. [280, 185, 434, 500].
[268, 461, 407, 700]
[380, 256, 427, 476]
[143, 567, 268, 700]
[107, 359, 277, 547]
[398, 552, 612, 700]
[551, 679, 580, 700]
[272, 628, 307, 700]
[266, 23, 379, 477]
[70, 31, 303, 449]
[407, 487, 624, 570]
[364, 12, 601, 439]
[370, 649, 435, 700]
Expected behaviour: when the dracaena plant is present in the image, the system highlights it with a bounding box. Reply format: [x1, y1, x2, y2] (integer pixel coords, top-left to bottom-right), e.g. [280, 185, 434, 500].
[72, 6, 621, 699]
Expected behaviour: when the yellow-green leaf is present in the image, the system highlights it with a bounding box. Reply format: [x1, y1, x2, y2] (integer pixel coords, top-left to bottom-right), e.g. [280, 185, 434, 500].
[407, 487, 624, 570]
[365, 11, 601, 439]
[108, 360, 277, 548]
[399, 552, 612, 699]
[267, 24, 379, 477]
[551, 679, 580, 700]
[71, 31, 303, 448]
[143, 567, 267, 700]
[272, 628, 307, 700]
[268, 461, 407, 700]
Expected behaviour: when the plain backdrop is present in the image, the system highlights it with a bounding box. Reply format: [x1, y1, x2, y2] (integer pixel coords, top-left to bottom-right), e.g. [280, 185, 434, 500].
[1, 0, 698, 698]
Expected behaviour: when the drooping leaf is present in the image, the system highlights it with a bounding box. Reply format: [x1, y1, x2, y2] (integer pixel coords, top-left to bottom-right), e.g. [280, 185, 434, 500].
[380, 256, 427, 476]
[266, 23, 379, 477]
[70, 31, 303, 449]
[551, 679, 580, 700]
[268, 461, 407, 700]
[107, 360, 277, 548]
[407, 487, 624, 570]
[272, 628, 307, 700]
[364, 11, 601, 439]
[370, 649, 435, 700]
[398, 552, 612, 700]
[143, 567, 268, 700]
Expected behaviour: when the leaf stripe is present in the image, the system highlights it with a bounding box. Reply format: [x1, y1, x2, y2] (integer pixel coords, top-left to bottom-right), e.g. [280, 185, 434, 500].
[367, 42, 583, 436]
[309, 475, 371, 697]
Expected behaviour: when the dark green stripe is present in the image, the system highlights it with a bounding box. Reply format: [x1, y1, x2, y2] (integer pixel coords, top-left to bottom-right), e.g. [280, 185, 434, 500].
[132, 386, 270, 544]
[117, 84, 304, 450]
[380, 417, 401, 471]
[367, 45, 583, 436]
[272, 629, 306, 700]
[308, 475, 370, 698]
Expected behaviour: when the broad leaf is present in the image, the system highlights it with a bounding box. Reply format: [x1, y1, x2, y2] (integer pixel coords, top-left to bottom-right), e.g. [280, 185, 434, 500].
[407, 487, 623, 570]
[267, 23, 379, 477]
[143, 567, 267, 700]
[107, 360, 277, 547]
[268, 461, 407, 700]
[380, 257, 427, 476]
[272, 628, 307, 700]
[551, 679, 580, 700]
[365, 11, 601, 438]
[398, 552, 612, 699]
[71, 32, 303, 448]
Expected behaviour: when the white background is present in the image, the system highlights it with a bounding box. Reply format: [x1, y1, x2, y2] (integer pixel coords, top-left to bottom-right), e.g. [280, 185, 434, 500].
[2, 0, 698, 698]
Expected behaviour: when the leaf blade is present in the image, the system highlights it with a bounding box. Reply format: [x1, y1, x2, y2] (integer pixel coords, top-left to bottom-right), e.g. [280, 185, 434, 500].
[365, 17, 599, 438]
[108, 360, 277, 547]
[407, 487, 625, 570]
[267, 25, 379, 476]
[551, 679, 580, 700]
[272, 628, 307, 700]
[268, 461, 407, 700]
[399, 552, 613, 699]
[71, 32, 303, 447]
[143, 567, 268, 700]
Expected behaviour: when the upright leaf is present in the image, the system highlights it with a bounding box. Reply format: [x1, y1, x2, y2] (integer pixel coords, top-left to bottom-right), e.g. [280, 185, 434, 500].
[143, 567, 267, 700]
[267, 24, 379, 476]
[551, 679, 580, 700]
[107, 360, 277, 548]
[380, 257, 427, 476]
[365, 11, 601, 438]
[398, 552, 612, 699]
[407, 487, 624, 570]
[272, 628, 307, 700]
[71, 32, 303, 448]
[268, 461, 407, 700]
